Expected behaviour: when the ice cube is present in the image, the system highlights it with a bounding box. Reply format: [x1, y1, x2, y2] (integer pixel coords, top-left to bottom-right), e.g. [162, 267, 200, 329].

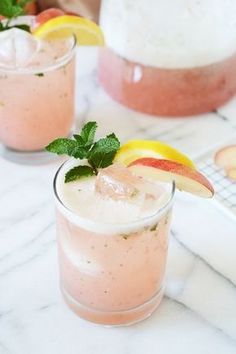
[0, 28, 39, 68]
[95, 164, 161, 203]
[95, 164, 140, 200]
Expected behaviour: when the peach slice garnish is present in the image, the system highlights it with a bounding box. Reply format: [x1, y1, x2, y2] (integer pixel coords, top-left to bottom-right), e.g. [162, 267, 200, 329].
[35, 8, 65, 27]
[129, 158, 214, 198]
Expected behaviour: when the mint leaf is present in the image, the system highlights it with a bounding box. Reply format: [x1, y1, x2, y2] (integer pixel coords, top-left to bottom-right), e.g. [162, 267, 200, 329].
[107, 132, 120, 143]
[73, 134, 84, 145]
[88, 133, 120, 169]
[18, 0, 32, 7]
[65, 165, 95, 183]
[0, 0, 32, 19]
[0, 23, 30, 33]
[73, 121, 97, 152]
[80, 121, 97, 146]
[35, 73, 44, 77]
[0, 0, 23, 18]
[14, 24, 30, 32]
[45, 138, 86, 159]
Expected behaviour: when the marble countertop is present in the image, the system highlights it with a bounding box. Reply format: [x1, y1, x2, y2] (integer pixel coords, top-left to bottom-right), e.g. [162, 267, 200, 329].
[0, 48, 236, 354]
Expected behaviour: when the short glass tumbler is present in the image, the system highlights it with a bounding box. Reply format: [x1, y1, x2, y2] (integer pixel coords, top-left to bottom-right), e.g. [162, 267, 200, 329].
[54, 161, 175, 326]
[0, 17, 76, 164]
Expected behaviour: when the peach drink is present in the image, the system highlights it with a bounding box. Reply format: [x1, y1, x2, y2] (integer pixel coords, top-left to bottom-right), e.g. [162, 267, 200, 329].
[99, 0, 236, 116]
[0, 17, 76, 153]
[54, 161, 174, 325]
[48, 120, 214, 326]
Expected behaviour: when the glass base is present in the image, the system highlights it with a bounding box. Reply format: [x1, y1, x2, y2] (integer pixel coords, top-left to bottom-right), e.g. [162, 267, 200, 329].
[61, 286, 164, 327]
[0, 145, 58, 165]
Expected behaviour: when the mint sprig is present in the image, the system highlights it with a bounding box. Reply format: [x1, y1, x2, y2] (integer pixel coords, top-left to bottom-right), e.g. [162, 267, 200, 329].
[0, 0, 32, 32]
[46, 121, 121, 183]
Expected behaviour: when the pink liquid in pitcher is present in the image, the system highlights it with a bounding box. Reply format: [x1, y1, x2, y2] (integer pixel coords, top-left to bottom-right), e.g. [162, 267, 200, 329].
[99, 48, 236, 117]
[99, 0, 236, 117]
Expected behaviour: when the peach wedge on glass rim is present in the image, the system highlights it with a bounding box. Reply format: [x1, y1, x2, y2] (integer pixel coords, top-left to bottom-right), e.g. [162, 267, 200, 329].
[35, 8, 65, 27]
[128, 158, 214, 198]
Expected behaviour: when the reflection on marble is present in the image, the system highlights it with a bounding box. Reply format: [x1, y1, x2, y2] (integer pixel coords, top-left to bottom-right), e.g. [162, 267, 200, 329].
[0, 47, 236, 354]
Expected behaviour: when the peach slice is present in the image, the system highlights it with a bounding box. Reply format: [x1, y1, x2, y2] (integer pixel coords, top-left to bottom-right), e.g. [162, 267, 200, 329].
[129, 158, 214, 198]
[226, 168, 236, 181]
[35, 8, 65, 27]
[214, 145, 236, 169]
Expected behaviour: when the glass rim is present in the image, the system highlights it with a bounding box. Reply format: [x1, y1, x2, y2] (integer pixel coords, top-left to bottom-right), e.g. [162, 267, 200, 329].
[53, 159, 175, 235]
[0, 16, 77, 74]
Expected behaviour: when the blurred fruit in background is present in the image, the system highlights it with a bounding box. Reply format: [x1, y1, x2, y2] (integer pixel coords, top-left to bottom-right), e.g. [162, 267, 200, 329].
[0, 1, 101, 22]
[38, 0, 101, 22]
[25, 1, 38, 15]
[37, 0, 58, 10]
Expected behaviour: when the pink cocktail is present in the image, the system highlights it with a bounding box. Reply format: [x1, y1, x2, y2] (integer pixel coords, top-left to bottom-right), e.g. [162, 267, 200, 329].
[0, 17, 76, 163]
[54, 160, 174, 326]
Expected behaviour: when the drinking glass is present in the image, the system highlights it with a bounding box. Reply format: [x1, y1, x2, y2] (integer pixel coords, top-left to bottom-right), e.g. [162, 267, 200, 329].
[0, 16, 76, 164]
[54, 159, 175, 326]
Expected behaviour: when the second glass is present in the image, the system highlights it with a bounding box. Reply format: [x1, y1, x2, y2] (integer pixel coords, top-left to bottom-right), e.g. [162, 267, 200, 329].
[0, 17, 76, 164]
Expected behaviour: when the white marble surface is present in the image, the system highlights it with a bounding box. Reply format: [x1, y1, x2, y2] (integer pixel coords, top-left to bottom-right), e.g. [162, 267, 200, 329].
[0, 48, 236, 354]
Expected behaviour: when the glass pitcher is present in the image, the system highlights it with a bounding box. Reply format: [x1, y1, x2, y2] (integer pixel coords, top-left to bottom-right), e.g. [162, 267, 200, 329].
[98, 0, 236, 117]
